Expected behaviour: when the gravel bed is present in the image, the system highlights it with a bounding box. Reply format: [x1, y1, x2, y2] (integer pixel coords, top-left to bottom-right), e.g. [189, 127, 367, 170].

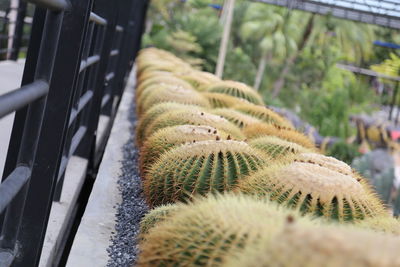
[107, 102, 149, 267]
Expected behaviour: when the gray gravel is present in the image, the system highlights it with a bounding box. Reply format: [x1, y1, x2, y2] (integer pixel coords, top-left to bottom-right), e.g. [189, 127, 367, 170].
[107, 102, 149, 267]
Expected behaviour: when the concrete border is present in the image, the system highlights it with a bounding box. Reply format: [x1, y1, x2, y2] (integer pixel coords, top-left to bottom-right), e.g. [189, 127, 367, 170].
[39, 156, 88, 267]
[66, 73, 135, 266]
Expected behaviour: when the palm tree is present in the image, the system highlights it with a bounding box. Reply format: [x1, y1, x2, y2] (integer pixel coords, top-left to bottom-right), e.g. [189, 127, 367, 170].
[272, 14, 376, 97]
[240, 3, 297, 90]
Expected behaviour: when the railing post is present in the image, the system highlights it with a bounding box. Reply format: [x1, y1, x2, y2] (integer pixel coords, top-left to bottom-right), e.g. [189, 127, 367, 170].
[9, 0, 27, 60]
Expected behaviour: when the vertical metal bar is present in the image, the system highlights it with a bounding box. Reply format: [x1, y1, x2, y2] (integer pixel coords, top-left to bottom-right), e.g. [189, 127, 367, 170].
[12, 0, 93, 265]
[75, 0, 117, 165]
[9, 0, 27, 60]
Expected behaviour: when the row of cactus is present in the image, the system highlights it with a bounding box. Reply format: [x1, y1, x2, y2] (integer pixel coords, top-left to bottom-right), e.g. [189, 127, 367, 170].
[133, 48, 400, 267]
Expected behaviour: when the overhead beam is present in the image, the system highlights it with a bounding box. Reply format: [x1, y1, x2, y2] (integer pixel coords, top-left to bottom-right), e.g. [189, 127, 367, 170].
[254, 0, 400, 29]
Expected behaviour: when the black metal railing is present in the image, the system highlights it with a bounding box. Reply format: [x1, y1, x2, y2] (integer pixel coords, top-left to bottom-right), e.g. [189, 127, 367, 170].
[0, 0, 148, 266]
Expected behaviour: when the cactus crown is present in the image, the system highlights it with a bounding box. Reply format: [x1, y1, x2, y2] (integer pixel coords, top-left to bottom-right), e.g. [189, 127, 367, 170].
[144, 140, 268, 207]
[138, 193, 316, 267]
[144, 109, 245, 141]
[140, 125, 230, 174]
[224, 222, 400, 267]
[237, 153, 386, 221]
[233, 103, 293, 128]
[138, 84, 210, 115]
[249, 136, 313, 159]
[202, 92, 248, 108]
[136, 102, 204, 147]
[243, 122, 316, 149]
[212, 108, 261, 128]
[205, 80, 264, 105]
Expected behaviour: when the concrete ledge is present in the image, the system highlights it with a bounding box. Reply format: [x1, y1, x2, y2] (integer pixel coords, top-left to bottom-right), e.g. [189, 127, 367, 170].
[39, 156, 88, 267]
[66, 74, 135, 266]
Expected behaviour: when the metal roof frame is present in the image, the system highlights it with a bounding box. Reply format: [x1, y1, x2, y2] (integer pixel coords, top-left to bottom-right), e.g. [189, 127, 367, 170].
[254, 0, 400, 29]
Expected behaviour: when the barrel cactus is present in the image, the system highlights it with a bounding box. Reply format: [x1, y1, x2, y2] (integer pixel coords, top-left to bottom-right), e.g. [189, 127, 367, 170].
[356, 216, 400, 235]
[140, 125, 230, 174]
[233, 103, 293, 128]
[144, 140, 269, 207]
[236, 153, 387, 221]
[211, 108, 261, 128]
[136, 75, 193, 100]
[176, 71, 216, 90]
[136, 102, 204, 147]
[137, 194, 316, 267]
[223, 222, 400, 267]
[249, 136, 314, 159]
[144, 109, 244, 141]
[205, 80, 264, 105]
[137, 84, 210, 115]
[243, 122, 316, 150]
[202, 92, 247, 108]
[140, 204, 181, 237]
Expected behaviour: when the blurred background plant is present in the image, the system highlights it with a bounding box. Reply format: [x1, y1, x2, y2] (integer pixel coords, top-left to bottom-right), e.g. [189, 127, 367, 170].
[142, 0, 400, 196]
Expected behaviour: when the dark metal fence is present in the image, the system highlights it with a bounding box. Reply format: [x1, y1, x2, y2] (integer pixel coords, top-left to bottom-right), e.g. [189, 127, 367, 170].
[0, 0, 148, 266]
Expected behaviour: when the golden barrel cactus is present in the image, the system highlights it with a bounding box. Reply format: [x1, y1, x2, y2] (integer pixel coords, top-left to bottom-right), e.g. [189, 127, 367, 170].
[137, 194, 316, 267]
[236, 153, 387, 221]
[205, 80, 264, 105]
[144, 109, 244, 141]
[144, 140, 268, 207]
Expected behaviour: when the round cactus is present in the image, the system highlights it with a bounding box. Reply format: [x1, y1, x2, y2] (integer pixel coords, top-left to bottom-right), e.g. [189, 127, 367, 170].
[136, 102, 204, 147]
[137, 84, 210, 115]
[233, 103, 293, 128]
[205, 80, 264, 105]
[137, 194, 317, 267]
[201, 92, 248, 108]
[211, 108, 261, 128]
[144, 140, 269, 207]
[236, 153, 387, 221]
[249, 136, 314, 159]
[144, 109, 244, 141]
[356, 216, 400, 235]
[140, 125, 230, 175]
[136, 75, 194, 100]
[243, 122, 316, 150]
[177, 72, 214, 90]
[223, 222, 400, 267]
[140, 204, 181, 238]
